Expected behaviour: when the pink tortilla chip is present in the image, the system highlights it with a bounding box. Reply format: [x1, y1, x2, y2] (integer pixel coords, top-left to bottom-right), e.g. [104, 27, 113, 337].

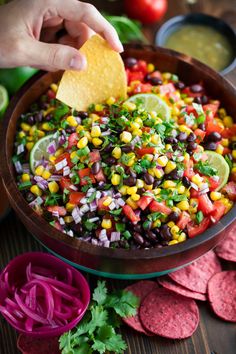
[158, 276, 207, 301]
[168, 250, 222, 294]
[139, 288, 199, 339]
[122, 280, 158, 335]
[208, 271, 236, 322]
[215, 228, 236, 262]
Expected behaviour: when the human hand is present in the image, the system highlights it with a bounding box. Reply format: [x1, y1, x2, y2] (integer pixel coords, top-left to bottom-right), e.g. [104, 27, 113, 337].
[0, 0, 123, 71]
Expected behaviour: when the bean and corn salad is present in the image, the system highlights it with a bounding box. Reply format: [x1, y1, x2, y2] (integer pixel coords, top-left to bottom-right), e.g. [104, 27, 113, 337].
[13, 58, 236, 249]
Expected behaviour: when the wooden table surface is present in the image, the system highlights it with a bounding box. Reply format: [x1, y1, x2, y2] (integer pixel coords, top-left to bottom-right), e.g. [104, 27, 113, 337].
[1, 0, 236, 353]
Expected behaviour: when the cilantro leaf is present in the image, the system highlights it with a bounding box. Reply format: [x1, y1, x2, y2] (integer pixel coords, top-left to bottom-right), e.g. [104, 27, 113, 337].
[196, 211, 204, 225]
[195, 161, 217, 177]
[92, 280, 107, 306]
[106, 290, 139, 318]
[105, 333, 127, 353]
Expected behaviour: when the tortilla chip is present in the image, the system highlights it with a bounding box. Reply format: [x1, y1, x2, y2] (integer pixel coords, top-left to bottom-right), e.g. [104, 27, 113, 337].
[56, 35, 127, 110]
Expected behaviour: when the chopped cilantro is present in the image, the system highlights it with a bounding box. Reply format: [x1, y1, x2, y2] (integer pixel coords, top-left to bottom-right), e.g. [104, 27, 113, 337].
[115, 223, 126, 232]
[225, 154, 233, 169]
[195, 161, 217, 177]
[45, 193, 62, 206]
[53, 104, 69, 121]
[109, 208, 122, 216]
[84, 220, 97, 231]
[196, 211, 204, 225]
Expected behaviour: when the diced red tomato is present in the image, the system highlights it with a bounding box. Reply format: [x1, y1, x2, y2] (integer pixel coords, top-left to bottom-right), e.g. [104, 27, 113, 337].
[186, 105, 198, 116]
[69, 192, 85, 205]
[136, 60, 148, 74]
[68, 133, 78, 149]
[55, 152, 73, 169]
[194, 129, 206, 144]
[190, 188, 199, 198]
[176, 211, 191, 229]
[47, 206, 67, 216]
[136, 147, 156, 156]
[94, 169, 106, 182]
[149, 201, 172, 215]
[222, 181, 236, 201]
[97, 197, 109, 211]
[133, 83, 152, 94]
[159, 83, 175, 95]
[221, 125, 236, 138]
[127, 71, 144, 84]
[210, 201, 226, 223]
[78, 168, 96, 186]
[59, 177, 75, 191]
[183, 159, 195, 179]
[47, 89, 56, 99]
[142, 127, 151, 133]
[123, 205, 140, 223]
[137, 195, 153, 210]
[182, 87, 203, 98]
[89, 150, 101, 163]
[204, 176, 220, 191]
[187, 217, 210, 238]
[203, 102, 220, 117]
[197, 194, 214, 215]
[148, 70, 162, 80]
[222, 147, 231, 156]
[206, 120, 224, 135]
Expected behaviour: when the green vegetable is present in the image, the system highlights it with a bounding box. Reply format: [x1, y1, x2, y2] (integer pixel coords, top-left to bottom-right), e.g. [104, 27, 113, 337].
[59, 281, 139, 354]
[196, 211, 204, 225]
[195, 161, 217, 177]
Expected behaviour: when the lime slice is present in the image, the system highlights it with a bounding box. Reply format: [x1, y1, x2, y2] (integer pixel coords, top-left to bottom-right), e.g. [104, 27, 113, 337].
[205, 151, 230, 191]
[0, 85, 9, 119]
[30, 134, 56, 173]
[126, 93, 171, 120]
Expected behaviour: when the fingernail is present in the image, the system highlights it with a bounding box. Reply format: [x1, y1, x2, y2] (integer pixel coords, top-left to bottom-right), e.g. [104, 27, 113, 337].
[118, 42, 124, 53]
[70, 54, 87, 70]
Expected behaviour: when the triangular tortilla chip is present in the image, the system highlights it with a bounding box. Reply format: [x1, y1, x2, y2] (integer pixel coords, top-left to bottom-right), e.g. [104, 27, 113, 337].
[56, 35, 127, 110]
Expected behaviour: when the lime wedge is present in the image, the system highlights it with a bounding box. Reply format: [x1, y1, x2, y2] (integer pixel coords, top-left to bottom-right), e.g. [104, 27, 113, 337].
[0, 85, 9, 119]
[126, 93, 171, 120]
[205, 151, 230, 191]
[30, 134, 56, 173]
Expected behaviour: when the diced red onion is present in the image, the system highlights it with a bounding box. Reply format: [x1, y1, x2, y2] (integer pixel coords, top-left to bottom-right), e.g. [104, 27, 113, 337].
[114, 192, 122, 198]
[210, 216, 216, 223]
[91, 239, 98, 245]
[59, 217, 65, 225]
[80, 205, 90, 214]
[98, 181, 105, 187]
[86, 187, 96, 196]
[134, 210, 141, 218]
[48, 175, 61, 182]
[75, 117, 82, 125]
[95, 191, 102, 199]
[69, 185, 78, 191]
[80, 197, 88, 204]
[99, 233, 108, 242]
[82, 236, 91, 242]
[52, 211, 60, 218]
[110, 232, 121, 242]
[90, 200, 97, 211]
[58, 135, 66, 146]
[22, 163, 30, 174]
[108, 201, 116, 210]
[47, 141, 57, 154]
[28, 286, 37, 311]
[211, 175, 220, 182]
[191, 182, 199, 191]
[103, 240, 110, 248]
[29, 196, 43, 207]
[55, 158, 67, 171]
[67, 230, 74, 237]
[101, 130, 111, 136]
[100, 117, 109, 124]
[63, 166, 70, 176]
[117, 198, 125, 206]
[37, 180, 48, 191]
[88, 217, 99, 223]
[200, 183, 209, 191]
[131, 136, 141, 146]
[72, 207, 81, 224]
[17, 144, 24, 155]
[14, 161, 23, 174]
[199, 188, 209, 195]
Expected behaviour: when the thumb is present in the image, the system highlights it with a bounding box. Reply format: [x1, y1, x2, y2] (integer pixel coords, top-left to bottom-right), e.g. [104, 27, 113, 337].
[26, 39, 87, 71]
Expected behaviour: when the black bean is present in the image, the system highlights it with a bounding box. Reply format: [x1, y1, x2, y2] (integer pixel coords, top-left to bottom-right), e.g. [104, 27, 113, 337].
[121, 145, 133, 153]
[27, 115, 35, 125]
[129, 169, 137, 178]
[198, 123, 206, 131]
[91, 162, 101, 175]
[134, 224, 142, 233]
[40, 102, 49, 110]
[25, 192, 35, 203]
[124, 176, 137, 186]
[201, 95, 208, 104]
[168, 169, 180, 180]
[193, 96, 202, 104]
[106, 156, 116, 165]
[144, 173, 154, 185]
[86, 211, 96, 218]
[161, 240, 169, 247]
[103, 142, 113, 153]
[71, 223, 83, 233]
[160, 224, 172, 240]
[182, 176, 191, 188]
[205, 132, 222, 142]
[45, 113, 53, 122]
[35, 111, 43, 123]
[153, 179, 162, 188]
[204, 141, 217, 151]
[177, 132, 188, 142]
[165, 137, 178, 144]
[190, 84, 203, 93]
[137, 187, 146, 195]
[149, 77, 163, 85]
[119, 240, 129, 249]
[168, 211, 179, 223]
[66, 127, 76, 134]
[187, 141, 198, 151]
[187, 132, 196, 142]
[133, 232, 144, 245]
[146, 230, 157, 242]
[174, 81, 185, 90]
[172, 144, 179, 151]
[124, 57, 137, 68]
[77, 111, 88, 119]
[143, 240, 152, 248]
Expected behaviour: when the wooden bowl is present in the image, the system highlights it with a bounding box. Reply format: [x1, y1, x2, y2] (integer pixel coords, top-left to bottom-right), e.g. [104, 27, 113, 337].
[1, 45, 236, 279]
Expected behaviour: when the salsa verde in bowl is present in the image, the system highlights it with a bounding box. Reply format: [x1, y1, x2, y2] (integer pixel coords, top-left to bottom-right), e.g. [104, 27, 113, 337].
[1, 45, 236, 278]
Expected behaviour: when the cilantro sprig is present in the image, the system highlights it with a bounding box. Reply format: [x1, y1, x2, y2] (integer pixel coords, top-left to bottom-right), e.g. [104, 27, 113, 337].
[195, 161, 217, 177]
[59, 281, 139, 354]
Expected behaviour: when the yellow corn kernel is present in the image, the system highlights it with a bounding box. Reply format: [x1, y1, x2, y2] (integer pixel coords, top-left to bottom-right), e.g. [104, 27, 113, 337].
[143, 154, 153, 162]
[178, 233, 187, 242]
[219, 108, 227, 118]
[77, 136, 88, 149]
[66, 116, 78, 127]
[130, 122, 140, 130]
[127, 186, 138, 195]
[216, 144, 224, 155]
[21, 123, 31, 132]
[120, 131, 132, 143]
[66, 203, 75, 212]
[177, 200, 190, 211]
[147, 63, 155, 73]
[153, 188, 161, 195]
[91, 126, 101, 138]
[106, 97, 116, 105]
[177, 185, 186, 194]
[184, 97, 194, 104]
[41, 170, 51, 180]
[148, 168, 155, 177]
[54, 148, 64, 157]
[18, 131, 25, 139]
[172, 106, 180, 116]
[111, 174, 121, 186]
[41, 122, 53, 131]
[232, 137, 236, 142]
[76, 125, 84, 133]
[50, 83, 58, 93]
[163, 180, 176, 189]
[83, 131, 92, 142]
[70, 151, 77, 160]
[134, 117, 143, 126]
[64, 216, 73, 223]
[165, 144, 172, 151]
[221, 138, 229, 147]
[95, 104, 103, 112]
[126, 197, 138, 210]
[162, 72, 171, 80]
[43, 107, 54, 117]
[150, 111, 157, 119]
[157, 155, 168, 167]
[136, 179, 144, 189]
[165, 161, 176, 174]
[22, 173, 30, 182]
[172, 206, 181, 214]
[103, 196, 113, 206]
[122, 101, 136, 111]
[179, 125, 192, 135]
[37, 130, 45, 138]
[171, 225, 180, 235]
[232, 166, 236, 173]
[30, 185, 42, 196]
[131, 194, 140, 201]
[112, 147, 122, 159]
[124, 157, 135, 167]
[189, 198, 198, 214]
[144, 183, 153, 190]
[101, 219, 112, 229]
[29, 125, 36, 136]
[35, 165, 44, 176]
[167, 221, 175, 228]
[232, 150, 236, 160]
[168, 240, 179, 246]
[191, 174, 203, 186]
[48, 181, 59, 193]
[119, 185, 128, 195]
[49, 156, 56, 164]
[172, 232, 180, 240]
[210, 191, 222, 201]
[154, 168, 164, 179]
[132, 128, 142, 136]
[153, 219, 161, 228]
[223, 115, 234, 128]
